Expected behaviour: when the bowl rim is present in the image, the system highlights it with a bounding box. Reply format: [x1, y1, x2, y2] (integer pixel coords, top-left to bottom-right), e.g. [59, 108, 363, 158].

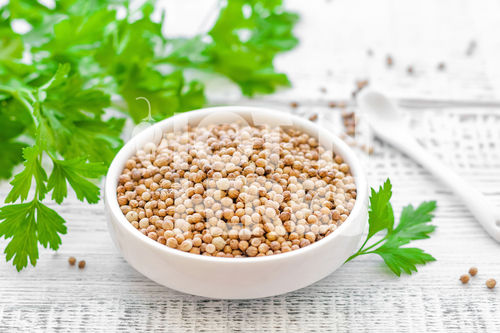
[104, 106, 368, 264]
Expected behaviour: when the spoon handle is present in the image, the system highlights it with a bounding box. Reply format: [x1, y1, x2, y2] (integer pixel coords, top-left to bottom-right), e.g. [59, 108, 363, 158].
[391, 135, 500, 241]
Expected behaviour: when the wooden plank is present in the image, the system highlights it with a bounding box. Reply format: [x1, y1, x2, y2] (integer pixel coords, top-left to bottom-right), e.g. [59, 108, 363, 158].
[1, 106, 499, 332]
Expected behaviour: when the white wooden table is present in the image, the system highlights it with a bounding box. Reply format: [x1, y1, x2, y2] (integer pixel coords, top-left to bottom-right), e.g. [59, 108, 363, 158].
[1, 0, 500, 331]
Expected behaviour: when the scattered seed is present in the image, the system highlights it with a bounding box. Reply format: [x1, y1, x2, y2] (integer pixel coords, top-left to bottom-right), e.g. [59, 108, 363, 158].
[68, 256, 76, 266]
[78, 260, 86, 269]
[459, 274, 470, 284]
[308, 113, 318, 122]
[469, 267, 478, 276]
[319, 87, 327, 94]
[356, 80, 369, 90]
[386, 55, 394, 67]
[486, 278, 496, 289]
[290, 101, 299, 108]
[466, 40, 477, 56]
[437, 62, 446, 71]
[360, 144, 374, 155]
[328, 101, 337, 108]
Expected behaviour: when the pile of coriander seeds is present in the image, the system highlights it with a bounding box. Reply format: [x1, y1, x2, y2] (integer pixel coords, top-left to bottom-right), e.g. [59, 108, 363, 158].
[117, 122, 357, 257]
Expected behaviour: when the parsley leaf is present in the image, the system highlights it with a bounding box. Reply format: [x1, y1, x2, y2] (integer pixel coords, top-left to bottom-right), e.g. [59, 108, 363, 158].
[35, 201, 67, 251]
[0, 141, 26, 179]
[163, 0, 298, 96]
[0, 200, 67, 271]
[0, 0, 298, 271]
[392, 201, 437, 242]
[346, 179, 437, 276]
[367, 179, 394, 239]
[374, 246, 436, 276]
[48, 158, 106, 204]
[0, 202, 38, 271]
[5, 146, 47, 203]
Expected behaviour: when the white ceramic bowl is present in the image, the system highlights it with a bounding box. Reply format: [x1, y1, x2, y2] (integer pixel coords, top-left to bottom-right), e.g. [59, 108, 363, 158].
[104, 106, 368, 299]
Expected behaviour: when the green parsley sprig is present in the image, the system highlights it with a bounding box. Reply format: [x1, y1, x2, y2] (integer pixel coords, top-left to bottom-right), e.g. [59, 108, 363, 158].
[0, 0, 298, 271]
[346, 179, 437, 276]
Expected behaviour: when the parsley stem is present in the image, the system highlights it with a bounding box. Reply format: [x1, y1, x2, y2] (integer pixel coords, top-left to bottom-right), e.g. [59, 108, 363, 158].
[345, 236, 387, 263]
[360, 237, 387, 253]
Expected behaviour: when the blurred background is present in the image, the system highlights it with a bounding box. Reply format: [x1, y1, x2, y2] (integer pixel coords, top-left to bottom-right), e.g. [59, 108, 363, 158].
[160, 0, 500, 102]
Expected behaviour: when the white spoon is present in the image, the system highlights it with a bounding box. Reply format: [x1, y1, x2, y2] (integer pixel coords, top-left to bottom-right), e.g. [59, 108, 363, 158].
[358, 90, 500, 242]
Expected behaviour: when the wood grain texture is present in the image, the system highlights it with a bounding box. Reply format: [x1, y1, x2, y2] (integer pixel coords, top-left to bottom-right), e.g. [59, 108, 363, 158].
[1, 0, 500, 331]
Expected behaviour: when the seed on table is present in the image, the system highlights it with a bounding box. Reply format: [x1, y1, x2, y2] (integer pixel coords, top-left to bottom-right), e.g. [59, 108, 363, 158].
[386, 55, 394, 67]
[68, 256, 76, 266]
[486, 278, 496, 289]
[78, 260, 86, 269]
[459, 274, 470, 284]
[308, 113, 318, 122]
[356, 80, 369, 90]
[469, 267, 478, 276]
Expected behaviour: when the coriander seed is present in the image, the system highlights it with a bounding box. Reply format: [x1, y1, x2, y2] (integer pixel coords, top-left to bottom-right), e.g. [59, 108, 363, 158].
[117, 122, 356, 257]
[486, 278, 496, 289]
